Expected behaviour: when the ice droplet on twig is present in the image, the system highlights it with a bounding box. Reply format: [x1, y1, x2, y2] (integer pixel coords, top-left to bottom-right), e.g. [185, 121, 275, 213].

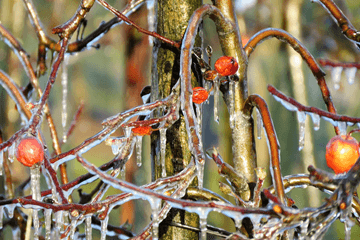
[309, 113, 320, 131]
[0, 206, 3, 229]
[44, 209, 52, 240]
[297, 111, 306, 151]
[228, 81, 235, 129]
[338, 121, 347, 136]
[30, 166, 41, 239]
[256, 108, 262, 139]
[61, 54, 69, 143]
[85, 215, 92, 240]
[331, 66, 343, 90]
[345, 67, 357, 85]
[160, 128, 167, 178]
[100, 216, 109, 240]
[135, 136, 142, 167]
[8, 143, 15, 163]
[213, 79, 220, 123]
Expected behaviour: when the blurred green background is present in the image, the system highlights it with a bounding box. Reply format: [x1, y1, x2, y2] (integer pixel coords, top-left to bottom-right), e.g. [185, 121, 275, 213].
[1, 0, 360, 239]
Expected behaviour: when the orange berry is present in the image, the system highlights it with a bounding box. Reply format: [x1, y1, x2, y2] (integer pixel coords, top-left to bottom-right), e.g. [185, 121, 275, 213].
[214, 56, 239, 76]
[132, 126, 153, 136]
[192, 87, 209, 104]
[16, 137, 44, 167]
[325, 135, 360, 174]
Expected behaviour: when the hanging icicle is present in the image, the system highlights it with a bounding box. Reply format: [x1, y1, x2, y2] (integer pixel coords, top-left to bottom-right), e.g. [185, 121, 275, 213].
[256, 108, 262, 139]
[345, 67, 357, 85]
[160, 128, 167, 178]
[120, 165, 126, 180]
[44, 209, 52, 240]
[149, 197, 161, 240]
[100, 216, 109, 240]
[228, 80, 235, 129]
[0, 149, 3, 176]
[146, 0, 155, 46]
[30, 165, 41, 239]
[8, 143, 15, 163]
[0, 206, 3, 229]
[297, 111, 306, 151]
[135, 136, 142, 167]
[338, 121, 347, 136]
[331, 66, 343, 90]
[309, 113, 320, 131]
[85, 215, 92, 240]
[213, 78, 220, 123]
[61, 54, 69, 143]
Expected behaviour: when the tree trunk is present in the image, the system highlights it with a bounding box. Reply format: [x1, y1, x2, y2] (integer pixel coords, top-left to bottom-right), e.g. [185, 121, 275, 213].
[150, 0, 202, 239]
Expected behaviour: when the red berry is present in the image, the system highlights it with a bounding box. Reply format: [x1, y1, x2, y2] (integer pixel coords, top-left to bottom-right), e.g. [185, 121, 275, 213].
[16, 137, 44, 167]
[214, 56, 239, 76]
[132, 126, 153, 136]
[192, 87, 209, 104]
[325, 135, 360, 174]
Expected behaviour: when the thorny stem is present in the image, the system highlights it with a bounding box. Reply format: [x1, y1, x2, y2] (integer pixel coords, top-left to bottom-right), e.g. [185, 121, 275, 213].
[213, 0, 256, 183]
[245, 28, 340, 135]
[242, 95, 286, 204]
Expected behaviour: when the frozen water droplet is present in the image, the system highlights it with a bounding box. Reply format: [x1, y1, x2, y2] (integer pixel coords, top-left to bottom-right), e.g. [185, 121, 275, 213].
[229, 81, 235, 129]
[345, 67, 357, 85]
[85, 215, 92, 240]
[120, 165, 126, 180]
[8, 144, 15, 163]
[136, 136, 142, 167]
[272, 95, 298, 111]
[0, 206, 3, 229]
[309, 113, 320, 131]
[160, 128, 167, 178]
[256, 108, 262, 139]
[100, 216, 109, 240]
[297, 111, 306, 151]
[61, 55, 69, 143]
[213, 79, 220, 123]
[44, 209, 52, 240]
[331, 66, 343, 90]
[338, 121, 347, 135]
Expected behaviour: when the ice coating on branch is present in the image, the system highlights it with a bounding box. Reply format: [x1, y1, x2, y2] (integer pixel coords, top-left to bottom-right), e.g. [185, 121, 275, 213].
[297, 111, 306, 151]
[0, 206, 3, 229]
[85, 215, 92, 240]
[213, 79, 220, 123]
[322, 116, 338, 127]
[100, 216, 109, 240]
[256, 108, 262, 139]
[338, 121, 347, 135]
[229, 81, 235, 129]
[331, 66, 343, 90]
[272, 95, 298, 111]
[136, 136, 142, 167]
[160, 128, 167, 178]
[149, 197, 162, 240]
[44, 209, 52, 240]
[345, 67, 357, 85]
[8, 143, 15, 163]
[62, 54, 69, 143]
[309, 113, 320, 131]
[146, 0, 155, 46]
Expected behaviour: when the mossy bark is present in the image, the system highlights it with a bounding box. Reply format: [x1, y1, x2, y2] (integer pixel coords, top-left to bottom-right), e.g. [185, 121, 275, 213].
[150, 0, 202, 239]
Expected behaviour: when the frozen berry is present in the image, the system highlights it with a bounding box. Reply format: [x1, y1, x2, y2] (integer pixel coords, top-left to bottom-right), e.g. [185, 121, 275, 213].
[132, 126, 153, 136]
[192, 87, 209, 104]
[16, 137, 44, 167]
[214, 56, 239, 76]
[325, 135, 360, 174]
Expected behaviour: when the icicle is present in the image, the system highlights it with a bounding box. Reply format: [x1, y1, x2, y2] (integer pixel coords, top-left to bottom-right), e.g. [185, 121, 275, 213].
[69, 219, 77, 239]
[8, 143, 15, 163]
[136, 136, 142, 167]
[228, 80, 235, 129]
[213, 79, 220, 123]
[12, 227, 20, 240]
[124, 127, 131, 138]
[331, 66, 343, 90]
[358, 123, 360, 129]
[6, 204, 15, 218]
[44, 209, 52, 240]
[85, 215, 92, 240]
[0, 206, 3, 229]
[31, 166, 41, 239]
[338, 121, 347, 135]
[345, 67, 357, 85]
[272, 95, 298, 111]
[55, 211, 64, 239]
[309, 113, 320, 131]
[199, 214, 208, 240]
[147, 0, 155, 46]
[0, 149, 3, 176]
[61, 54, 69, 143]
[149, 197, 161, 240]
[100, 216, 109, 240]
[344, 217, 354, 240]
[197, 161, 205, 189]
[120, 165, 126, 180]
[160, 128, 167, 178]
[297, 111, 306, 151]
[256, 108, 262, 139]
[196, 104, 202, 135]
